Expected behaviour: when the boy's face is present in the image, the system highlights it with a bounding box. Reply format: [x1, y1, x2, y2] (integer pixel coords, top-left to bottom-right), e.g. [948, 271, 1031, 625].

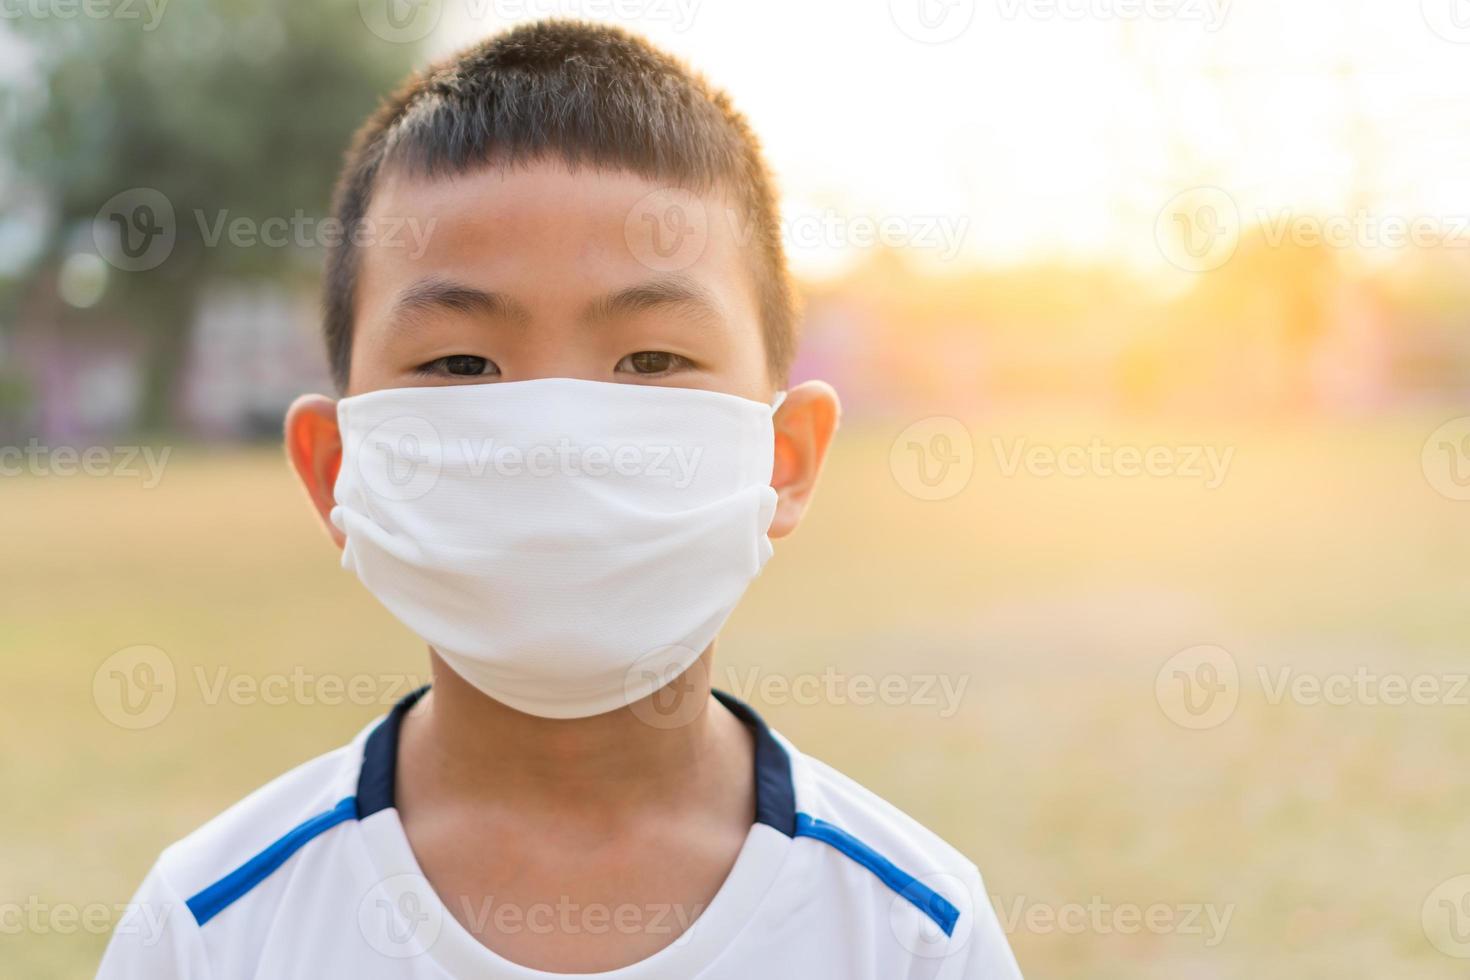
[286, 160, 838, 544]
[348, 161, 771, 402]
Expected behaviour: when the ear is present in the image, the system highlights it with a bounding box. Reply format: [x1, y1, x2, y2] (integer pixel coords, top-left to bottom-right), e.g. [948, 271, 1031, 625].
[284, 394, 345, 549]
[769, 380, 840, 539]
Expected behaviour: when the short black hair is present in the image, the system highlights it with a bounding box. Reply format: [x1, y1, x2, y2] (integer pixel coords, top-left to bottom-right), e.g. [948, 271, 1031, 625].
[323, 19, 797, 392]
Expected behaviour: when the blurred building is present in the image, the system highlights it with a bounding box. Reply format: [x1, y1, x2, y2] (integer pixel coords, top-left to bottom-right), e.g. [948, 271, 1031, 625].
[6, 277, 328, 443]
[178, 282, 331, 440]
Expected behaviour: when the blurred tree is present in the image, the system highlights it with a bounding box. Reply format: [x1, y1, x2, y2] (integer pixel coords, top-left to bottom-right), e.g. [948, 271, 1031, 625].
[1, 3, 420, 430]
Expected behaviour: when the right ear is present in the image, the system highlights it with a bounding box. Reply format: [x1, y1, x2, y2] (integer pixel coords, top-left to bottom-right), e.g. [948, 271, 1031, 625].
[285, 394, 345, 549]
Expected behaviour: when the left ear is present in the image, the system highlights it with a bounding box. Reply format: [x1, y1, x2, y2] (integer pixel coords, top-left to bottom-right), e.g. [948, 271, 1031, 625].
[768, 380, 840, 539]
[284, 394, 346, 549]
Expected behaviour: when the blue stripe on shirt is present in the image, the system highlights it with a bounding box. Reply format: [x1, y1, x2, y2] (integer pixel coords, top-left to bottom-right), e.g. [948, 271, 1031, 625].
[185, 796, 358, 926]
[794, 811, 962, 937]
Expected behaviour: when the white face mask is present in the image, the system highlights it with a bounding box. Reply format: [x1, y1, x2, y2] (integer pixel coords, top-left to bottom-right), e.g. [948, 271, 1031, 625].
[331, 378, 782, 719]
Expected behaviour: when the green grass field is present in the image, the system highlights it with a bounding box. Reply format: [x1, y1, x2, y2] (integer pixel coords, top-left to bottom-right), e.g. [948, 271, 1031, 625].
[4, 413, 1469, 978]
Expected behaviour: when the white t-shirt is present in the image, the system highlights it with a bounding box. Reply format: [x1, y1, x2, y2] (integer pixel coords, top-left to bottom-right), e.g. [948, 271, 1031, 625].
[98, 689, 1023, 979]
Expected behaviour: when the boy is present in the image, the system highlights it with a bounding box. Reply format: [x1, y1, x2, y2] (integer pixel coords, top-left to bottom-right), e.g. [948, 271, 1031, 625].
[99, 20, 1022, 979]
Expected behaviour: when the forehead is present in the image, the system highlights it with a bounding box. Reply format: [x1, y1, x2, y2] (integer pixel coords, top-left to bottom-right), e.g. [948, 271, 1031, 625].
[356, 159, 758, 323]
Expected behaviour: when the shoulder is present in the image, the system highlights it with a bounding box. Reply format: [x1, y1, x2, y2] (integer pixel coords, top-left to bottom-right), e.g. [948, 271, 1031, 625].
[783, 741, 1023, 978]
[793, 748, 979, 884]
[153, 738, 365, 920]
[98, 725, 377, 979]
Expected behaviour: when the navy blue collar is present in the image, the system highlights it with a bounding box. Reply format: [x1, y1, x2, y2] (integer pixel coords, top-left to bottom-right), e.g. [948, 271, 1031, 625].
[356, 686, 797, 837]
[354, 684, 428, 820]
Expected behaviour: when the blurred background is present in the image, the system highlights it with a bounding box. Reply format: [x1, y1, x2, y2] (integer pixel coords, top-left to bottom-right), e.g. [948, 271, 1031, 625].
[3, 0, 1470, 977]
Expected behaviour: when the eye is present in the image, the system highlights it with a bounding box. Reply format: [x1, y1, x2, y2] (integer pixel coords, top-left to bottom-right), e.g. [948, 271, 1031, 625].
[616, 351, 692, 376]
[417, 355, 498, 378]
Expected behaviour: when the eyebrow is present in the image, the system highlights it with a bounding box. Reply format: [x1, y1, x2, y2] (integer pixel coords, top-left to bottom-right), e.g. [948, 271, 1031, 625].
[386, 273, 725, 333]
[388, 277, 533, 330]
[581, 274, 726, 329]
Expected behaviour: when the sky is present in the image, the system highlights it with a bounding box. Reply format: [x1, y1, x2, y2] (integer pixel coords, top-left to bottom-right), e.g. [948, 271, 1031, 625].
[432, 0, 1470, 281]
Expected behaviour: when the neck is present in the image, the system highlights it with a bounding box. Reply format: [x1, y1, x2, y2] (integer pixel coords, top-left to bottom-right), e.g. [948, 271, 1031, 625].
[397, 648, 754, 821]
